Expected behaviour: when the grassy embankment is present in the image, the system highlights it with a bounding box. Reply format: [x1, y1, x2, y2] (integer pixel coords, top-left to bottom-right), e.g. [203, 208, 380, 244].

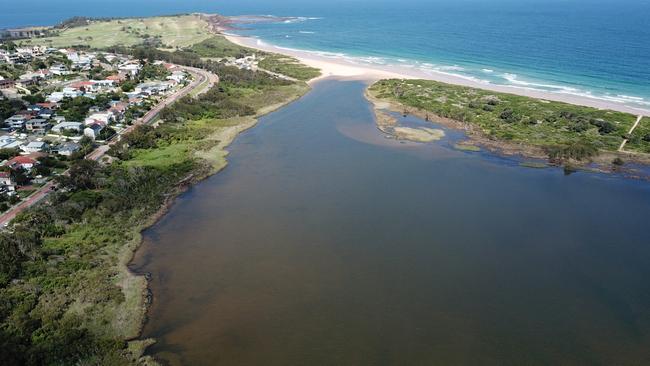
[1, 17, 314, 365]
[368, 79, 650, 164]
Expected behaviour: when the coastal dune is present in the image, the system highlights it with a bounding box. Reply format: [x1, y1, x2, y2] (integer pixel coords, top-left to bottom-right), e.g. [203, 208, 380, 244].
[224, 34, 407, 82]
[224, 34, 650, 116]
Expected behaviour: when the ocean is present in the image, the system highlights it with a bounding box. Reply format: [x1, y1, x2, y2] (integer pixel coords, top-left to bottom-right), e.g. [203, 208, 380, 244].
[3, 0, 650, 108]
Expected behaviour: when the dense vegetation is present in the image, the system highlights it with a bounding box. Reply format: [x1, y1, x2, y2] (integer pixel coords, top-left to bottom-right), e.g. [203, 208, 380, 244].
[1, 99, 24, 120]
[258, 54, 321, 81]
[369, 79, 649, 160]
[187, 36, 252, 59]
[0, 37, 310, 365]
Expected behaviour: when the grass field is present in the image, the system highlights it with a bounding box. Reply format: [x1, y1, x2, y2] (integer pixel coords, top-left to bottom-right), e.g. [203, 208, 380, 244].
[23, 15, 212, 49]
[369, 79, 648, 154]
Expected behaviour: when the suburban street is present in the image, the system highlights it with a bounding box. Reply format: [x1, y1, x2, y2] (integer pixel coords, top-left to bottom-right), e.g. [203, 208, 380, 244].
[0, 65, 219, 227]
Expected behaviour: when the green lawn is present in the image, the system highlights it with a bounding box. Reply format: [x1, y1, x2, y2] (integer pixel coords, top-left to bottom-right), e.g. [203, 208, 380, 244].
[23, 15, 212, 49]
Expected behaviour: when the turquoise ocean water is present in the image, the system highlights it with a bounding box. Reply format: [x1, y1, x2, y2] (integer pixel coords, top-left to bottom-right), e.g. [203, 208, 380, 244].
[3, 0, 650, 109]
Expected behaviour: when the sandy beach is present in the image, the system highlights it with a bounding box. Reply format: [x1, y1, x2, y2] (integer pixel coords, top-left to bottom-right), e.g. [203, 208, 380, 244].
[224, 33, 650, 116]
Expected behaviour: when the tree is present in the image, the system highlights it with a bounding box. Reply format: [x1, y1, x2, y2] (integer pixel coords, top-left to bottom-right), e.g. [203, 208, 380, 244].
[10, 167, 30, 186]
[0, 41, 17, 52]
[0, 233, 23, 286]
[121, 80, 136, 92]
[0, 148, 21, 161]
[589, 119, 616, 135]
[0, 99, 24, 120]
[22, 94, 45, 104]
[33, 165, 52, 177]
[56, 160, 103, 191]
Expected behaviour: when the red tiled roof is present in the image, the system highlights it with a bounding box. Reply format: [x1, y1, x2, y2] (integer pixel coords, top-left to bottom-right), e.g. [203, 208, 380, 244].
[36, 102, 57, 109]
[7, 156, 37, 166]
[110, 102, 128, 113]
[70, 81, 96, 88]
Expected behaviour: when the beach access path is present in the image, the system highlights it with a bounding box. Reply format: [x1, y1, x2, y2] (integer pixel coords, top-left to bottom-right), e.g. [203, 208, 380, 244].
[618, 115, 644, 151]
[0, 66, 219, 228]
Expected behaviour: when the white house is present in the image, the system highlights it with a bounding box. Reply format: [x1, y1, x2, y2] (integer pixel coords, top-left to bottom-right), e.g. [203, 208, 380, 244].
[84, 123, 104, 140]
[84, 111, 114, 126]
[49, 64, 71, 76]
[135, 82, 170, 96]
[167, 70, 186, 83]
[52, 121, 83, 134]
[0, 171, 14, 190]
[118, 63, 141, 76]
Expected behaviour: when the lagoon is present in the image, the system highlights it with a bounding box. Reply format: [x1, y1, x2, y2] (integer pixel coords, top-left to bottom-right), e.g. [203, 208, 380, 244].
[132, 80, 650, 365]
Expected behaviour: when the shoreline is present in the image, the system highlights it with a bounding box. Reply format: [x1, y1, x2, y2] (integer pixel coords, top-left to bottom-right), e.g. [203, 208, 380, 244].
[223, 33, 650, 116]
[364, 87, 650, 179]
[129, 81, 311, 364]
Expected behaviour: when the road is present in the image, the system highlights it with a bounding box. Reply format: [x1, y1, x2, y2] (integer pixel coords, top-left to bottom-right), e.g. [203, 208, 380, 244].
[618, 115, 644, 151]
[0, 65, 218, 227]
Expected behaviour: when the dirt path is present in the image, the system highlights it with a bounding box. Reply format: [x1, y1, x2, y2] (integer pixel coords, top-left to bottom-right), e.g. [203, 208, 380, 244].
[618, 115, 644, 151]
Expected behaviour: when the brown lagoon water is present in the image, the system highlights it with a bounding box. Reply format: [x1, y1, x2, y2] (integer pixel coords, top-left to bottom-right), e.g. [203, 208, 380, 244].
[131, 80, 650, 366]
